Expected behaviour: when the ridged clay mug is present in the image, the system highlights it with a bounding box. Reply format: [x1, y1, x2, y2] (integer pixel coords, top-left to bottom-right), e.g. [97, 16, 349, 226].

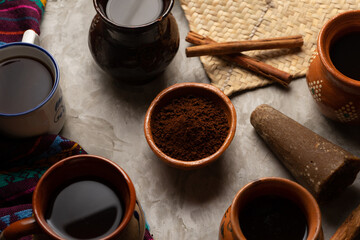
[307, 10, 360, 125]
[0, 155, 145, 240]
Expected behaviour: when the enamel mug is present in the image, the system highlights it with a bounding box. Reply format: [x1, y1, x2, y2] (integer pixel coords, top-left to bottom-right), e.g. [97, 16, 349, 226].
[0, 30, 65, 138]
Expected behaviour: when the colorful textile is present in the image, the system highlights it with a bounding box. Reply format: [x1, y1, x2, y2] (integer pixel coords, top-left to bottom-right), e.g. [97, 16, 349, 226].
[0, 0, 46, 45]
[0, 134, 154, 240]
[0, 135, 86, 239]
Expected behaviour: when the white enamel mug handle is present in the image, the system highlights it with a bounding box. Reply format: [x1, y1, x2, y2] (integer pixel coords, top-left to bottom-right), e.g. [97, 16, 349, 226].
[21, 29, 40, 45]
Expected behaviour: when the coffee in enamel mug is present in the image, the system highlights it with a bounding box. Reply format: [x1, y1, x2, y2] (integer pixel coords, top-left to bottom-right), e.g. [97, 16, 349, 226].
[0, 30, 66, 138]
[0, 56, 53, 114]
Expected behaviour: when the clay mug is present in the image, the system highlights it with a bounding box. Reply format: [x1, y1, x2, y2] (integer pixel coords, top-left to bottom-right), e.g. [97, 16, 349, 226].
[0, 29, 66, 138]
[307, 10, 360, 125]
[219, 177, 323, 240]
[88, 0, 180, 84]
[0, 155, 145, 240]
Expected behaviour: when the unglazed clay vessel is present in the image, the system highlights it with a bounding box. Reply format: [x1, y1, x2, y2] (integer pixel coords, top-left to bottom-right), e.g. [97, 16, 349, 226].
[144, 82, 237, 170]
[0, 155, 145, 240]
[88, 0, 179, 84]
[307, 10, 360, 125]
[219, 177, 324, 240]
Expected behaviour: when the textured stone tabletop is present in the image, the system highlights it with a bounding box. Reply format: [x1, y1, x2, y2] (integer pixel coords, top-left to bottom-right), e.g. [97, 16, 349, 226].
[40, 0, 360, 239]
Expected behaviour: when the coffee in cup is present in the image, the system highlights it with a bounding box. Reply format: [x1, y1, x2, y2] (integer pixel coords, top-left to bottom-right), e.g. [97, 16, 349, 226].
[105, 0, 163, 26]
[45, 178, 124, 239]
[0, 56, 53, 114]
[329, 30, 360, 81]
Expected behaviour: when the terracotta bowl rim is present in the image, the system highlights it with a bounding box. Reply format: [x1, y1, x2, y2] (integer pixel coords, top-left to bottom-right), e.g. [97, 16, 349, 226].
[230, 177, 322, 240]
[144, 82, 237, 170]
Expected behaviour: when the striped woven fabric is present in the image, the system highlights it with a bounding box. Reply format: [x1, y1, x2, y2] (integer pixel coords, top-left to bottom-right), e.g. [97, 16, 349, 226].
[0, 0, 46, 45]
[0, 135, 86, 239]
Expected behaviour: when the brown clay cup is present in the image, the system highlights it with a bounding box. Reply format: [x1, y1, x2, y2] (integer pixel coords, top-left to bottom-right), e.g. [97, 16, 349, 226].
[307, 10, 360, 125]
[144, 82, 237, 170]
[219, 177, 324, 240]
[0, 155, 145, 240]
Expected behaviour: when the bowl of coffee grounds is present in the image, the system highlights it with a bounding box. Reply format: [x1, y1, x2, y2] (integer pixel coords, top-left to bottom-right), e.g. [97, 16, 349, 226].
[144, 82, 236, 170]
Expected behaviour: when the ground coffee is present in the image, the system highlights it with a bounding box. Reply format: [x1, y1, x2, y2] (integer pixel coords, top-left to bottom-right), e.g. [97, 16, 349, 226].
[151, 94, 229, 161]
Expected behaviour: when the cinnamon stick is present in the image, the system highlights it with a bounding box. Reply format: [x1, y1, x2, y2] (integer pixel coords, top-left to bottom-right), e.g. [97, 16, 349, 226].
[186, 31, 292, 87]
[330, 204, 360, 240]
[186, 35, 304, 57]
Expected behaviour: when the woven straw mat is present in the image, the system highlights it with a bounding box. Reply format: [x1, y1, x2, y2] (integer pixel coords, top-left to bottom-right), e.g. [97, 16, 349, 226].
[180, 0, 360, 96]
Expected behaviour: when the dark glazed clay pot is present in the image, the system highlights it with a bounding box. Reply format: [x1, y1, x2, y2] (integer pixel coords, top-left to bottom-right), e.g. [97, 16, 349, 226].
[88, 0, 180, 84]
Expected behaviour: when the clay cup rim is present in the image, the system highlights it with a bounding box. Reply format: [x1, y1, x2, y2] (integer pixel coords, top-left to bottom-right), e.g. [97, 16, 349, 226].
[144, 82, 237, 170]
[230, 177, 322, 240]
[318, 10, 360, 89]
[32, 154, 136, 240]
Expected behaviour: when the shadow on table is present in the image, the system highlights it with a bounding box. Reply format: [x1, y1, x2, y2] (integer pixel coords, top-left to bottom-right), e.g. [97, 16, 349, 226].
[153, 151, 231, 204]
[95, 68, 170, 114]
[326, 119, 360, 147]
[320, 183, 360, 232]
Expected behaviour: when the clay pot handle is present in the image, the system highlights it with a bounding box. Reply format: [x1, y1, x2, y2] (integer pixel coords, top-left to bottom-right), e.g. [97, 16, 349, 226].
[0, 217, 41, 240]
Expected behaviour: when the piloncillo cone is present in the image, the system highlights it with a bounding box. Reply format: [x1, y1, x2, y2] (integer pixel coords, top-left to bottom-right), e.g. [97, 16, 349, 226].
[250, 104, 360, 203]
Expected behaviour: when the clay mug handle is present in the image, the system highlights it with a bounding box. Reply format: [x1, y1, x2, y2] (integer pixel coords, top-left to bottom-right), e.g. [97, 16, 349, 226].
[0, 217, 42, 240]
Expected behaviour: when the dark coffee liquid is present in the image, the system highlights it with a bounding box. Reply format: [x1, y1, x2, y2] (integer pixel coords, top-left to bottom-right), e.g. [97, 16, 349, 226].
[239, 195, 308, 240]
[330, 31, 360, 80]
[45, 180, 123, 240]
[106, 0, 163, 26]
[0, 57, 53, 114]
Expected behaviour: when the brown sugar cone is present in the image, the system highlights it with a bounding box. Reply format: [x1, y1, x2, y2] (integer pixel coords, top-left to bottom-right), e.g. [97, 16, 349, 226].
[250, 104, 360, 203]
[330, 204, 360, 240]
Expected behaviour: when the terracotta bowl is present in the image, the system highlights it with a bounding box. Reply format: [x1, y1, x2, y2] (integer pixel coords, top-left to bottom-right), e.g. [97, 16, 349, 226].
[144, 82, 236, 170]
